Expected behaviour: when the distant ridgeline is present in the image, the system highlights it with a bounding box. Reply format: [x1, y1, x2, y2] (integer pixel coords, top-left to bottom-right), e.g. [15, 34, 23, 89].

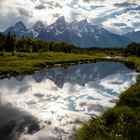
[0, 32, 140, 56]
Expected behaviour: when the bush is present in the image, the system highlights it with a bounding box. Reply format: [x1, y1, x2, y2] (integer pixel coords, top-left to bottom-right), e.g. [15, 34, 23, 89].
[76, 117, 107, 140]
[118, 83, 140, 108]
[76, 106, 140, 140]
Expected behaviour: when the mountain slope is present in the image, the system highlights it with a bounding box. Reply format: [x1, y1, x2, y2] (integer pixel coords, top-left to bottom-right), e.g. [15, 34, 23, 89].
[4, 17, 131, 48]
[5, 21, 33, 38]
[123, 31, 140, 43]
[37, 17, 131, 48]
[32, 21, 45, 37]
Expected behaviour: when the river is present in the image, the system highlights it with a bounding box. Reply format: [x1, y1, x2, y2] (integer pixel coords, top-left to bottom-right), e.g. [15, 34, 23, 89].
[0, 61, 138, 140]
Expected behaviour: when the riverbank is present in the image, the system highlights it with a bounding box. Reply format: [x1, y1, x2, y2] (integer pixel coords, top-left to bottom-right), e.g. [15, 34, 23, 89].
[0, 52, 140, 140]
[76, 56, 140, 140]
[0, 52, 106, 79]
[0, 60, 135, 140]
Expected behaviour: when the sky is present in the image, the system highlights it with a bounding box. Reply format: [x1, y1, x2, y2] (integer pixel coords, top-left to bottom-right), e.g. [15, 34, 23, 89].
[0, 0, 140, 34]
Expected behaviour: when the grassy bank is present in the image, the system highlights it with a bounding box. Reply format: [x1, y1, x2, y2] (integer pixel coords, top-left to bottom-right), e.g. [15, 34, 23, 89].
[76, 56, 140, 140]
[0, 52, 106, 78]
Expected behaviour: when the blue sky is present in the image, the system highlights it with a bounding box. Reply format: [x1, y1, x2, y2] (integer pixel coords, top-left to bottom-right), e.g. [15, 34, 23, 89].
[0, 0, 140, 34]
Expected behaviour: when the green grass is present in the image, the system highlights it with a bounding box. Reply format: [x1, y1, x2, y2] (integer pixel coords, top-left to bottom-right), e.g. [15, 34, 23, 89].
[76, 56, 140, 140]
[0, 52, 106, 78]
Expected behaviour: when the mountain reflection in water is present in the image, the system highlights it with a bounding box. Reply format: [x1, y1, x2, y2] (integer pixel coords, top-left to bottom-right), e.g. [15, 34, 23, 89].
[0, 62, 138, 140]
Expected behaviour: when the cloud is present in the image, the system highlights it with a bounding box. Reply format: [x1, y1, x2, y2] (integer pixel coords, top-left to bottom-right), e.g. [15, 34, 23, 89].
[52, 13, 60, 18]
[114, 2, 136, 7]
[90, 5, 104, 10]
[91, 17, 106, 25]
[132, 22, 140, 28]
[83, 0, 105, 2]
[0, 0, 139, 34]
[0, 102, 40, 140]
[30, 0, 37, 2]
[18, 8, 33, 17]
[0, 0, 5, 8]
[83, 0, 91, 2]
[54, 2, 63, 8]
[111, 23, 126, 27]
[39, 0, 63, 8]
[70, 11, 81, 20]
[0, 10, 22, 31]
[35, 4, 46, 10]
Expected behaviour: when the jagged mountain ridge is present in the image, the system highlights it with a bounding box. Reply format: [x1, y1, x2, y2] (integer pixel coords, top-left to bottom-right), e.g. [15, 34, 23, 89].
[5, 21, 33, 38]
[4, 16, 132, 48]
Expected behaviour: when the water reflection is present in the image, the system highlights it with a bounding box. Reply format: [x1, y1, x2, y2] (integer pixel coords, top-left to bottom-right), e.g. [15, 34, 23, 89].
[16, 62, 134, 87]
[0, 62, 138, 140]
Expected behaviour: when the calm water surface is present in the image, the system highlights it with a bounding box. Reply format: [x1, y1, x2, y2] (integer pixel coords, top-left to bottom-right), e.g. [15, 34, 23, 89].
[0, 62, 138, 140]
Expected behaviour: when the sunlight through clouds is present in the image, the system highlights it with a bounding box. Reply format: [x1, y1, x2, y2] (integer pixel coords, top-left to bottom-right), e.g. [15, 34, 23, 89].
[0, 0, 139, 33]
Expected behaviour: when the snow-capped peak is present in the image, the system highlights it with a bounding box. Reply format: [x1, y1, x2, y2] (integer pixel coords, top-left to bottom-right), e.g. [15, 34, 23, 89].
[33, 21, 44, 31]
[15, 21, 27, 31]
[32, 21, 45, 37]
[50, 16, 68, 35]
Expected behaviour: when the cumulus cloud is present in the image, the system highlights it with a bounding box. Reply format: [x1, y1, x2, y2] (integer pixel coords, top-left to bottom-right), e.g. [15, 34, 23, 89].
[39, 0, 63, 8]
[0, 0, 139, 33]
[18, 8, 33, 17]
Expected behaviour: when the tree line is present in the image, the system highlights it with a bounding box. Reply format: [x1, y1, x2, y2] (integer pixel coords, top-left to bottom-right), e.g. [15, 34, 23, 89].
[0, 32, 81, 53]
[0, 32, 140, 56]
[123, 42, 140, 57]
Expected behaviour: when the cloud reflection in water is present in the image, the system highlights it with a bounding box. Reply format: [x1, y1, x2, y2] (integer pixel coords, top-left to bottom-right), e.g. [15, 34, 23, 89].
[0, 62, 138, 140]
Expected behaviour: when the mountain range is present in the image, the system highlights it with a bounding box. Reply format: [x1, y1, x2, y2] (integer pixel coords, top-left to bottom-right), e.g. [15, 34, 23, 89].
[4, 16, 140, 48]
